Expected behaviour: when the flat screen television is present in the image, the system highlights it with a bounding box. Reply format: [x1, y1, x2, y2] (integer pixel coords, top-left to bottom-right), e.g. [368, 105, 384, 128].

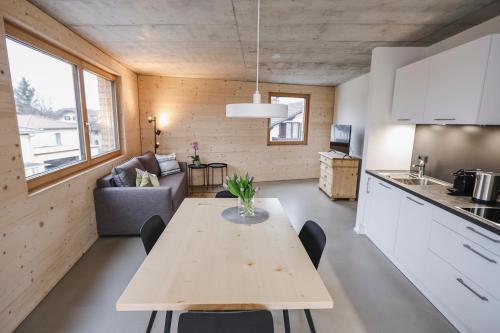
[330, 124, 351, 155]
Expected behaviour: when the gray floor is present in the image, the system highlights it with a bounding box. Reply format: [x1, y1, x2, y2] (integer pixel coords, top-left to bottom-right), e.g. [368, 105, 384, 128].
[16, 179, 457, 333]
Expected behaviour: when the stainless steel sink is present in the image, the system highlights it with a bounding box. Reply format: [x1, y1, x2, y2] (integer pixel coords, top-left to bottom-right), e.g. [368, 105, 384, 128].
[391, 177, 441, 186]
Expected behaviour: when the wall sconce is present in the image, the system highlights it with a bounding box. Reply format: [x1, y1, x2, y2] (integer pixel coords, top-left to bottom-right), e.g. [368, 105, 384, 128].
[147, 116, 161, 153]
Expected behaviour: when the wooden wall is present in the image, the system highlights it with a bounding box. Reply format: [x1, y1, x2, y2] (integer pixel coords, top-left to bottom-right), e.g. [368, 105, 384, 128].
[0, 1, 141, 331]
[138, 76, 334, 183]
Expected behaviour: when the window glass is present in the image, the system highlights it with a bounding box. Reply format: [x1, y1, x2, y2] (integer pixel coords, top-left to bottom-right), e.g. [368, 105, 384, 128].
[269, 95, 308, 144]
[83, 70, 118, 157]
[6, 37, 85, 178]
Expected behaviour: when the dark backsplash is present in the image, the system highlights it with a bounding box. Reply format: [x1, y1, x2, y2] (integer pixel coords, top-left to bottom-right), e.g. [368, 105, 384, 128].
[412, 125, 500, 183]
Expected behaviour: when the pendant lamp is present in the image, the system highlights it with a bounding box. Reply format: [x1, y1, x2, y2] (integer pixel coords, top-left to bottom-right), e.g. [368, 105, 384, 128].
[226, 0, 288, 118]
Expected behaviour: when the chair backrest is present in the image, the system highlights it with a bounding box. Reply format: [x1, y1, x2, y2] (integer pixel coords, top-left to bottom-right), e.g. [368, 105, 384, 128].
[140, 215, 166, 255]
[299, 220, 326, 269]
[178, 310, 274, 333]
[215, 190, 237, 198]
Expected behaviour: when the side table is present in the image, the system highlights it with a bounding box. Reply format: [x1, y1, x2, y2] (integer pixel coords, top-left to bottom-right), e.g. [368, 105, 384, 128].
[207, 163, 228, 186]
[188, 163, 208, 187]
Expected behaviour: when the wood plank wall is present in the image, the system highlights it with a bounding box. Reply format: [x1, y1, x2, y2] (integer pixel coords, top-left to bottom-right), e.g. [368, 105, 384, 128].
[138, 76, 335, 183]
[0, 1, 141, 331]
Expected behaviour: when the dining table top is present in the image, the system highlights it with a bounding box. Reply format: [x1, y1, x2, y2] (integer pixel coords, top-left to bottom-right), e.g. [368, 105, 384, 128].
[116, 198, 333, 311]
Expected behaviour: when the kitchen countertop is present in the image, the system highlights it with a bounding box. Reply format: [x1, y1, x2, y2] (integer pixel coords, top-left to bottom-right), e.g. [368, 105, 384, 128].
[366, 170, 500, 235]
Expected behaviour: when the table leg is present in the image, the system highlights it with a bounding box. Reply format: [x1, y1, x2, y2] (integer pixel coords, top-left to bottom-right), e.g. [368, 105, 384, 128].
[164, 311, 172, 333]
[146, 311, 156, 333]
[283, 310, 291, 333]
[304, 309, 316, 333]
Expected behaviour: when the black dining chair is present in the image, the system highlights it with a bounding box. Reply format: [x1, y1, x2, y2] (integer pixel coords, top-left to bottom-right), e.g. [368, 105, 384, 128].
[298, 220, 326, 333]
[178, 310, 274, 333]
[215, 190, 237, 198]
[140, 215, 167, 333]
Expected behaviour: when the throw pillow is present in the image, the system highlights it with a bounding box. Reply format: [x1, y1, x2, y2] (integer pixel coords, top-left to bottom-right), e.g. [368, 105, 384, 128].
[135, 168, 160, 187]
[111, 158, 145, 187]
[137, 151, 161, 176]
[156, 153, 181, 176]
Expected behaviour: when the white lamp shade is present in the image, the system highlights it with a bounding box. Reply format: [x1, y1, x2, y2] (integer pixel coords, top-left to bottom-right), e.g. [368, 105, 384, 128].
[226, 103, 288, 118]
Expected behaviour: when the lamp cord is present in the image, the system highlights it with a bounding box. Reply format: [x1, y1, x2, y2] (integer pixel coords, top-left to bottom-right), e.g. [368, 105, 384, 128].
[255, 0, 260, 93]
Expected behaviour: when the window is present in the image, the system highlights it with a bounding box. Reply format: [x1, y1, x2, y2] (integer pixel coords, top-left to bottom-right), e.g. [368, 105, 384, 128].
[5, 24, 121, 190]
[267, 92, 310, 145]
[83, 70, 118, 157]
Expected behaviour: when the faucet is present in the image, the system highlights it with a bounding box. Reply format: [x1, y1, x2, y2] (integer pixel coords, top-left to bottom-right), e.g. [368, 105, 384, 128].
[412, 155, 428, 178]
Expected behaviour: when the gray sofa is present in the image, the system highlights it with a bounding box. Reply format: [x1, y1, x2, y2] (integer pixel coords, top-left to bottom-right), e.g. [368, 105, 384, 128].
[93, 152, 188, 236]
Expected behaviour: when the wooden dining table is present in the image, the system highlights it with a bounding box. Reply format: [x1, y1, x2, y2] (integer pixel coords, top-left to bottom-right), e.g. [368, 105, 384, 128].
[116, 198, 333, 332]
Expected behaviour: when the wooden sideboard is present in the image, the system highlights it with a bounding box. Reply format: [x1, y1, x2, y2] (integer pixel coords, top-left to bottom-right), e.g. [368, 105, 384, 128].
[318, 152, 360, 200]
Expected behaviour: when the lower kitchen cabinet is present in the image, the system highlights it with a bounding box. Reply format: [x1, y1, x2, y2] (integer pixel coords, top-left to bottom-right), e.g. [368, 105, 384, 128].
[394, 193, 431, 283]
[363, 173, 500, 333]
[425, 250, 500, 333]
[364, 178, 402, 257]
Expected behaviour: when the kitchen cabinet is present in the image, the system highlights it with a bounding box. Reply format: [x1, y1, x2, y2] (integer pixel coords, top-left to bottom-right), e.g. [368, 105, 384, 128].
[424, 36, 491, 124]
[364, 173, 500, 333]
[393, 193, 431, 283]
[364, 179, 402, 257]
[391, 58, 429, 123]
[425, 250, 500, 333]
[390, 34, 500, 125]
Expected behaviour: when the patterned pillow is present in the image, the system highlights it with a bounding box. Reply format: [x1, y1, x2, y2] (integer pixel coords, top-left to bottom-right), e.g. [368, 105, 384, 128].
[156, 153, 181, 176]
[135, 168, 160, 187]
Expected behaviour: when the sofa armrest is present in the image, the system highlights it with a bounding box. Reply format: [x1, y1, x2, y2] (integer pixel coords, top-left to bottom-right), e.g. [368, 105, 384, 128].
[93, 187, 174, 236]
[179, 161, 187, 172]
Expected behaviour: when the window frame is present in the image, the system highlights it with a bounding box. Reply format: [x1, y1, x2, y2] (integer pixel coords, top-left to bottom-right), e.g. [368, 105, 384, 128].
[5, 23, 122, 191]
[267, 92, 310, 146]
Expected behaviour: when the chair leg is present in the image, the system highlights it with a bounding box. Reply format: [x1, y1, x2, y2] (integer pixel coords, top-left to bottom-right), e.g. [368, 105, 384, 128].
[283, 310, 291, 333]
[304, 309, 316, 333]
[146, 311, 157, 333]
[164, 311, 172, 333]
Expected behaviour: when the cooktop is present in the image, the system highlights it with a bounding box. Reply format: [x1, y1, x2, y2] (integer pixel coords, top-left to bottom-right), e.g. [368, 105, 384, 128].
[458, 207, 500, 225]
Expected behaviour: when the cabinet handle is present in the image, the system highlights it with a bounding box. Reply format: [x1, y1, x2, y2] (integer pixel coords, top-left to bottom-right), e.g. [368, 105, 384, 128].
[433, 118, 456, 121]
[406, 196, 424, 206]
[466, 226, 500, 243]
[456, 278, 488, 302]
[379, 182, 391, 189]
[463, 244, 497, 264]
[366, 177, 371, 194]
[397, 118, 411, 121]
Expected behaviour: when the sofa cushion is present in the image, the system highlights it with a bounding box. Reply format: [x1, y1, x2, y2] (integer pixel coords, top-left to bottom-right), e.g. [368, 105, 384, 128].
[137, 151, 161, 176]
[96, 174, 115, 188]
[159, 171, 187, 210]
[112, 158, 145, 187]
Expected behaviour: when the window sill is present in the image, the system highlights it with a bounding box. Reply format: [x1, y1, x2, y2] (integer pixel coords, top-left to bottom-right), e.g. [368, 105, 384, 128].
[27, 154, 124, 196]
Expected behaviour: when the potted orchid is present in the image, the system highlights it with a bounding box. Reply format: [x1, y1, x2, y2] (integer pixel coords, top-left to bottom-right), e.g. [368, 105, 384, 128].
[225, 173, 259, 217]
[190, 141, 200, 166]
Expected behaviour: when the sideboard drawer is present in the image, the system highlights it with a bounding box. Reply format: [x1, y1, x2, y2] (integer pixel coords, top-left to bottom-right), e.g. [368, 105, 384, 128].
[425, 250, 500, 333]
[319, 179, 332, 196]
[319, 155, 333, 167]
[320, 169, 333, 183]
[429, 220, 500, 301]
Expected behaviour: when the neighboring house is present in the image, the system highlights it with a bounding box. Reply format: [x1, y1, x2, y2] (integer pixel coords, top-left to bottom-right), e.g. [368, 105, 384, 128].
[16, 108, 104, 177]
[269, 101, 304, 141]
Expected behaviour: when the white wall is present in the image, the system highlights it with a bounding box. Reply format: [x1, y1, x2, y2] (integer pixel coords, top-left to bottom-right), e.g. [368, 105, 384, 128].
[354, 47, 427, 233]
[333, 73, 369, 158]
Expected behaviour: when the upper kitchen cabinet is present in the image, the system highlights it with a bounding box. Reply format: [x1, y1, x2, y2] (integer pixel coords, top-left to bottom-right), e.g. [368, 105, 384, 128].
[425, 36, 492, 124]
[391, 34, 500, 125]
[392, 58, 429, 123]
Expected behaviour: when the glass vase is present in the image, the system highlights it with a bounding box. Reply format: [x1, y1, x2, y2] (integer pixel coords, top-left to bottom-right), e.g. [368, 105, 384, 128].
[238, 197, 255, 217]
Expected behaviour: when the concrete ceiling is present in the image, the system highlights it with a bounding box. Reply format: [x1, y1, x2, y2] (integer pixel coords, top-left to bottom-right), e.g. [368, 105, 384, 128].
[31, 0, 500, 86]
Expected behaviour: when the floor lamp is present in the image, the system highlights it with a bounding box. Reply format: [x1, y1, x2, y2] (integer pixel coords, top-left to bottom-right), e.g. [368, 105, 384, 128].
[147, 116, 161, 153]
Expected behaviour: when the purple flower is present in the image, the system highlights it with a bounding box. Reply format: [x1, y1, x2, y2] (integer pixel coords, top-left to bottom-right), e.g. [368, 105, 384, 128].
[191, 142, 199, 150]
